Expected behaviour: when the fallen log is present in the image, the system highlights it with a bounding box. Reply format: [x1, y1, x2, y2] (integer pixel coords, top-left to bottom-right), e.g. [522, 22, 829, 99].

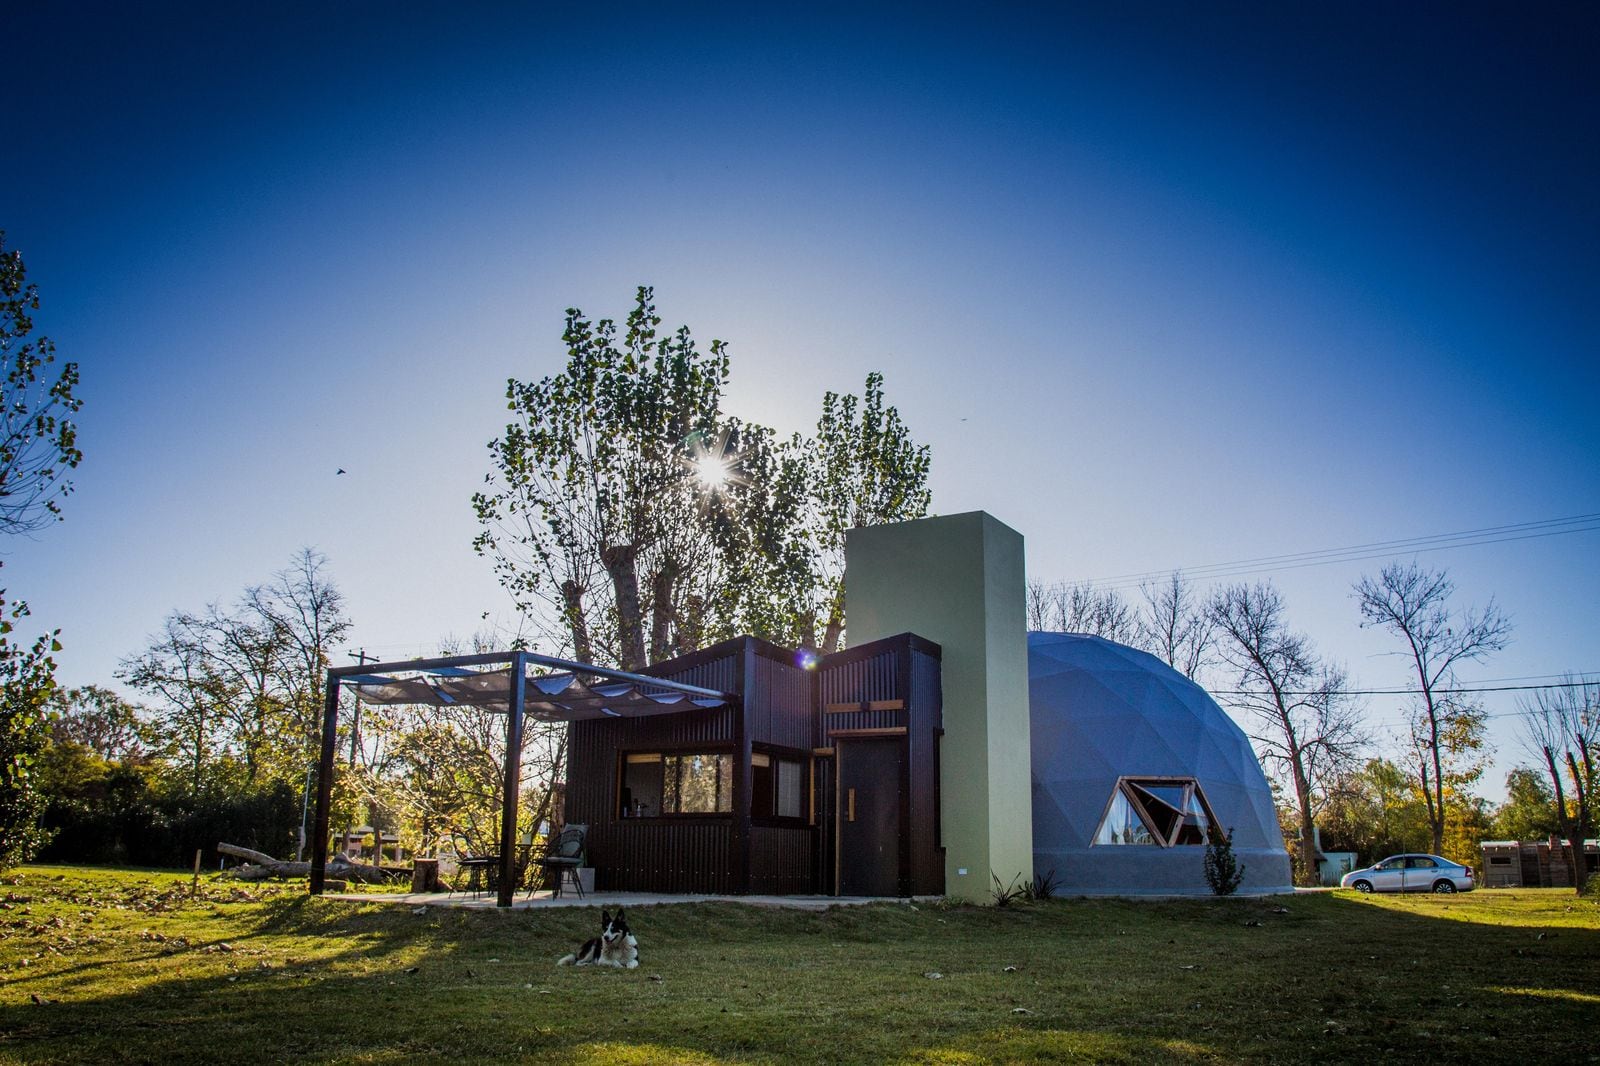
[216, 843, 401, 884]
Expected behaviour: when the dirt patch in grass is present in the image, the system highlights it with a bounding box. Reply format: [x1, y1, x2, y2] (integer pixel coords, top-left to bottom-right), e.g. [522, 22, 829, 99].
[2, 866, 1597, 1064]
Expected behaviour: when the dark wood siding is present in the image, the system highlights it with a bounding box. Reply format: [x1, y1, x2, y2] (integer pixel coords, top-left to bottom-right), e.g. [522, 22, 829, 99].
[818, 634, 944, 896]
[749, 826, 813, 894]
[748, 648, 813, 750]
[818, 644, 904, 736]
[909, 645, 944, 895]
[564, 632, 940, 897]
[565, 701, 737, 895]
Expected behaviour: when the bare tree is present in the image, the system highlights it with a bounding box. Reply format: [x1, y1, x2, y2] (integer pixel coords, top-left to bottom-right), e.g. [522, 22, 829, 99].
[119, 550, 351, 794]
[1355, 561, 1510, 856]
[1519, 677, 1598, 894]
[1137, 571, 1214, 679]
[1209, 582, 1365, 885]
[1026, 580, 1140, 644]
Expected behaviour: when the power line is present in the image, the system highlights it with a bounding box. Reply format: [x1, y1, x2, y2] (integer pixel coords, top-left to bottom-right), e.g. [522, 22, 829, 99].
[1208, 677, 1598, 698]
[1056, 511, 1600, 592]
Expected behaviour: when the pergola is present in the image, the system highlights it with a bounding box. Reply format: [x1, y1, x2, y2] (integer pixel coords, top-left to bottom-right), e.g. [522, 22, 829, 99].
[310, 650, 737, 906]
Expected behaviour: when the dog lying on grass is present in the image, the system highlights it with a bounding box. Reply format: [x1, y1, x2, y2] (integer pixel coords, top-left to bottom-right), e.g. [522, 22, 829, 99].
[557, 908, 639, 969]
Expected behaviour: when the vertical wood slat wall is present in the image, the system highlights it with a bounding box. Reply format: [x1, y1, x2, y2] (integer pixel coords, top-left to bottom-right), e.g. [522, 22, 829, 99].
[565, 642, 742, 895]
[817, 634, 945, 896]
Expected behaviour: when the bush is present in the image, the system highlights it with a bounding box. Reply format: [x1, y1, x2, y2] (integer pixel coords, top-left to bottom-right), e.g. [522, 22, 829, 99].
[1204, 826, 1246, 896]
[38, 775, 300, 868]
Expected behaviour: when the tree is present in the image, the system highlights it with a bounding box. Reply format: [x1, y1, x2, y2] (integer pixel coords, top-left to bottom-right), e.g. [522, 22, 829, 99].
[1491, 767, 1558, 841]
[1137, 571, 1214, 679]
[1319, 757, 1430, 863]
[1518, 677, 1598, 895]
[48, 685, 151, 762]
[0, 591, 60, 867]
[1354, 561, 1510, 856]
[1208, 581, 1365, 885]
[474, 288, 930, 668]
[1025, 581, 1140, 645]
[0, 234, 80, 869]
[0, 232, 82, 535]
[801, 372, 931, 652]
[119, 550, 350, 795]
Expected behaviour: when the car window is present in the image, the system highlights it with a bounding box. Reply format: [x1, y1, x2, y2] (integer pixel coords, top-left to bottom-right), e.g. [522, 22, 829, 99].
[1408, 857, 1437, 869]
[1374, 859, 1395, 869]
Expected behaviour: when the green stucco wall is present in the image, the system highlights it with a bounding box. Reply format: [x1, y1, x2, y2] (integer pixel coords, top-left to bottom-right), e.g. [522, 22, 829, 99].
[844, 511, 1034, 901]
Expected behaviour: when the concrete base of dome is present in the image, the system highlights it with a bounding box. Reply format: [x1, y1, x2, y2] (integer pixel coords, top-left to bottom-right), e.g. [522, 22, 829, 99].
[1035, 845, 1295, 897]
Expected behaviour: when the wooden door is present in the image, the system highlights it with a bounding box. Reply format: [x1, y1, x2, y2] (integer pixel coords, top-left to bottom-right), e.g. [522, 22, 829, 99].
[837, 738, 904, 897]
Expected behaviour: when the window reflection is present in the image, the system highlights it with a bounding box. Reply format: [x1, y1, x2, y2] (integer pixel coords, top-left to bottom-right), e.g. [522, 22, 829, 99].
[1092, 777, 1218, 847]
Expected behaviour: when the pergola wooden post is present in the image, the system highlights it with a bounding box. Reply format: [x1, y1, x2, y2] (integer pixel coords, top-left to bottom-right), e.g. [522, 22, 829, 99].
[309, 674, 342, 896]
[497, 652, 527, 908]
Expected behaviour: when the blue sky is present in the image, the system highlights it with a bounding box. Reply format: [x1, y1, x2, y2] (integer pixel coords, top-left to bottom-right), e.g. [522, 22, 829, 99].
[4, 3, 1596, 801]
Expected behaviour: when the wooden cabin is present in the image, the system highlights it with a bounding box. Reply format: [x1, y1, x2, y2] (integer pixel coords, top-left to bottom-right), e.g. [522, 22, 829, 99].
[1480, 838, 1599, 888]
[564, 632, 945, 897]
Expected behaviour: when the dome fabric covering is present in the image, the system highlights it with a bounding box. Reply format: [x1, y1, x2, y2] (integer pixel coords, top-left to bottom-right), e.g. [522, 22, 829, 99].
[1029, 632, 1293, 896]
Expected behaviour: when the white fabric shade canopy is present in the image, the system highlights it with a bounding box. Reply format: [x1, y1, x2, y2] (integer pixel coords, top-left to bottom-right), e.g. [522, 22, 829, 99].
[345, 666, 728, 722]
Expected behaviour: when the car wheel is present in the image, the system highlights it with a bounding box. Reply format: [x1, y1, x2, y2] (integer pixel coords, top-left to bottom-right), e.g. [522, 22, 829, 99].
[1351, 879, 1373, 893]
[1432, 880, 1456, 894]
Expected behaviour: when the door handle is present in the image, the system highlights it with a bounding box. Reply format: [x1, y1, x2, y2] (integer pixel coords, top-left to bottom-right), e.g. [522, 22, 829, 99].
[847, 788, 856, 822]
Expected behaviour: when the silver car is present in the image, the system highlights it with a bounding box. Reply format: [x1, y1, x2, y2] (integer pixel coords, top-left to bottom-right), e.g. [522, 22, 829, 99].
[1341, 853, 1475, 894]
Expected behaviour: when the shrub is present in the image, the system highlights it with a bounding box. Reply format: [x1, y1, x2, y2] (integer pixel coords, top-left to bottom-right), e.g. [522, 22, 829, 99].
[990, 872, 1026, 907]
[1023, 868, 1060, 901]
[1204, 826, 1246, 896]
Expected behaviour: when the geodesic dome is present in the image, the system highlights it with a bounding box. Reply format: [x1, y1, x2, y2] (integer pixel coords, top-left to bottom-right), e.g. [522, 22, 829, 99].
[1029, 632, 1293, 895]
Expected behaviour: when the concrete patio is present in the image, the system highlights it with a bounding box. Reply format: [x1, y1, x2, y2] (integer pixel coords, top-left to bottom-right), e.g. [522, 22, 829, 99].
[328, 889, 919, 911]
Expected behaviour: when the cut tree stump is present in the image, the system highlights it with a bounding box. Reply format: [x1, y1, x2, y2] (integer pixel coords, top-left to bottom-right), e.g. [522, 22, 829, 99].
[410, 859, 443, 893]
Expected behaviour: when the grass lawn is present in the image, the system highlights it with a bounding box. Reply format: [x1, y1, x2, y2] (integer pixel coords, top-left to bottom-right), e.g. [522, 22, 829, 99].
[2, 865, 1597, 1064]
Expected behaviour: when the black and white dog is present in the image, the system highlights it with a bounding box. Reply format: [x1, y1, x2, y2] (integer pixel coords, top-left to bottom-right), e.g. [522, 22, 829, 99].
[557, 908, 639, 969]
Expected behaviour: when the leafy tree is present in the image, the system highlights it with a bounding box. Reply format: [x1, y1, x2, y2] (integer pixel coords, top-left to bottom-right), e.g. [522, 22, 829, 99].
[1355, 561, 1510, 857]
[474, 288, 930, 667]
[1209, 581, 1365, 885]
[0, 232, 82, 535]
[0, 234, 80, 869]
[1319, 757, 1430, 863]
[48, 685, 152, 762]
[1491, 767, 1558, 841]
[801, 372, 931, 652]
[0, 591, 60, 868]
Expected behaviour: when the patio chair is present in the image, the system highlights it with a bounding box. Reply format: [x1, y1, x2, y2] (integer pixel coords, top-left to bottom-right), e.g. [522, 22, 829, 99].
[450, 854, 499, 899]
[533, 824, 587, 899]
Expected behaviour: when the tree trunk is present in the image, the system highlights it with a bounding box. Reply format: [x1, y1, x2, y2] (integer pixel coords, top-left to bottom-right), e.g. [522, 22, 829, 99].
[819, 579, 846, 654]
[1542, 746, 1589, 896]
[1290, 758, 1318, 887]
[601, 543, 647, 670]
[217, 842, 398, 884]
[648, 561, 679, 665]
[560, 580, 594, 663]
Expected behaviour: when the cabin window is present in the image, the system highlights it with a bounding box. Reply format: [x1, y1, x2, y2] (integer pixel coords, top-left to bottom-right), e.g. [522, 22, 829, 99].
[751, 751, 806, 820]
[619, 752, 732, 816]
